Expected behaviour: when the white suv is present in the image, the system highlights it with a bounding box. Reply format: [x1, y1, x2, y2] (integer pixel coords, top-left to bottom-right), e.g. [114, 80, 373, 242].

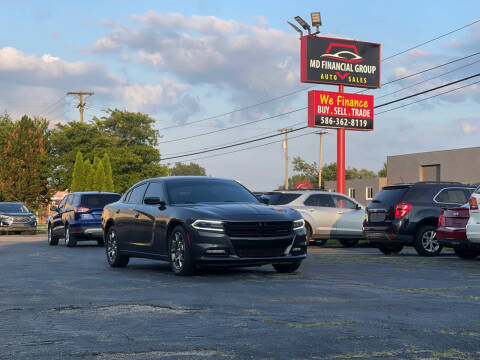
[265, 190, 365, 247]
[466, 185, 480, 247]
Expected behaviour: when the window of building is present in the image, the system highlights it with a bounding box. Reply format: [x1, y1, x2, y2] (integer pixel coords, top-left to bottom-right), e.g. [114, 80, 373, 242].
[420, 164, 440, 181]
[366, 187, 374, 200]
[348, 188, 356, 199]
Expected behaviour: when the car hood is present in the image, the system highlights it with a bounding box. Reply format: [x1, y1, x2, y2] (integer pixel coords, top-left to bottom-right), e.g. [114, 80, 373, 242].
[0, 212, 34, 217]
[181, 203, 301, 221]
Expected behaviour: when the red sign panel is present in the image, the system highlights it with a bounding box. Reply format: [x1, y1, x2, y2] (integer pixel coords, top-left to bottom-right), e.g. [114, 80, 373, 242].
[301, 35, 381, 88]
[308, 90, 374, 131]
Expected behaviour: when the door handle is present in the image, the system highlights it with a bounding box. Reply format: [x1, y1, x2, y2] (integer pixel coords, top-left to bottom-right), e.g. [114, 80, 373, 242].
[135, 213, 140, 218]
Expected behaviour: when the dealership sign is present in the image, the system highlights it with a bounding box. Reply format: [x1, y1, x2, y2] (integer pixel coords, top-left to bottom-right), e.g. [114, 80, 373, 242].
[308, 90, 374, 131]
[301, 36, 381, 88]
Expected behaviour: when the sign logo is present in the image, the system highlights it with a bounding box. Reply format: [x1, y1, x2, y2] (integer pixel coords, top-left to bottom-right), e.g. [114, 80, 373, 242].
[307, 90, 374, 131]
[301, 36, 381, 88]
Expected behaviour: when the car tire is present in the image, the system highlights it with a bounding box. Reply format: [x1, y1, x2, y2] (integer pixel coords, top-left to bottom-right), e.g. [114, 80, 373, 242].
[378, 244, 403, 255]
[47, 225, 58, 246]
[273, 261, 302, 273]
[169, 225, 195, 276]
[339, 239, 359, 248]
[105, 226, 129, 267]
[315, 239, 328, 246]
[305, 223, 313, 246]
[65, 225, 77, 248]
[454, 247, 480, 260]
[414, 225, 442, 256]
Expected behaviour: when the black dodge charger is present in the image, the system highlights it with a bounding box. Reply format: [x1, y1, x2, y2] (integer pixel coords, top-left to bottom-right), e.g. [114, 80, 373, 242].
[101, 177, 307, 275]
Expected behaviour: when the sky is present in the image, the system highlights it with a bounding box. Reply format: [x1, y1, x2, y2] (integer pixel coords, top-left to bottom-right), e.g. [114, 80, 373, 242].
[1, 0, 479, 190]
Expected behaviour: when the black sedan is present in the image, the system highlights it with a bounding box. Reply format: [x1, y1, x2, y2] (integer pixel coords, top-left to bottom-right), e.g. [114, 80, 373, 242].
[101, 177, 307, 276]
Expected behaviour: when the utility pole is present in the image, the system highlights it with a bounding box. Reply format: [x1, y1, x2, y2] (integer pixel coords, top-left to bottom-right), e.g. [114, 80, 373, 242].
[67, 91, 94, 123]
[278, 128, 292, 190]
[314, 131, 328, 189]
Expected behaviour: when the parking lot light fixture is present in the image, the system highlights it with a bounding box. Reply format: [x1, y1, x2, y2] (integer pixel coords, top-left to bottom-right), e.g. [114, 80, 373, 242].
[294, 16, 311, 34]
[287, 21, 303, 39]
[311, 12, 322, 34]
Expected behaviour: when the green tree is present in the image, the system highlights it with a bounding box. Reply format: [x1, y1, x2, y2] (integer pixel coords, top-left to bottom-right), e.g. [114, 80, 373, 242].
[83, 160, 94, 191]
[49, 109, 168, 192]
[378, 162, 387, 177]
[93, 159, 106, 191]
[169, 162, 206, 176]
[70, 151, 85, 191]
[103, 153, 114, 192]
[93, 156, 101, 173]
[0, 115, 52, 209]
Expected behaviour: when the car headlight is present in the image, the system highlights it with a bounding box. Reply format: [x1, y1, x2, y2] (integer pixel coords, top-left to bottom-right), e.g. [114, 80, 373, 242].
[293, 219, 305, 231]
[191, 220, 224, 232]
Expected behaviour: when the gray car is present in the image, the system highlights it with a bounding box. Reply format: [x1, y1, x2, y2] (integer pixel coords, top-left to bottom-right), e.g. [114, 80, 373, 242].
[265, 190, 365, 247]
[0, 202, 37, 234]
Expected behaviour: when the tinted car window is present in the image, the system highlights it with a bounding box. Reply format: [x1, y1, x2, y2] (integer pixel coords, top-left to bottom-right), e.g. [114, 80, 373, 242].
[370, 186, 409, 205]
[0, 203, 29, 213]
[268, 193, 301, 205]
[128, 184, 147, 204]
[144, 182, 164, 200]
[435, 188, 469, 204]
[304, 194, 334, 207]
[331, 195, 357, 209]
[166, 179, 259, 204]
[80, 194, 121, 207]
[58, 197, 67, 209]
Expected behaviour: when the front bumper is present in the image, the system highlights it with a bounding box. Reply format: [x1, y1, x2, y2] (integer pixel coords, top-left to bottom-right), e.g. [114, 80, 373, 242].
[0, 224, 36, 232]
[189, 227, 308, 266]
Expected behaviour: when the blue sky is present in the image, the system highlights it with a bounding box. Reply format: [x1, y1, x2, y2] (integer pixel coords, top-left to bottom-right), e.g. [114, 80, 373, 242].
[1, 1, 479, 189]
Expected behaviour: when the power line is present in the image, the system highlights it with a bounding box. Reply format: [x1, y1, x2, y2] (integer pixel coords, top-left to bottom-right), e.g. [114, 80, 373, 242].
[160, 74, 480, 161]
[382, 19, 480, 61]
[158, 19, 480, 132]
[159, 54, 480, 145]
[37, 96, 66, 118]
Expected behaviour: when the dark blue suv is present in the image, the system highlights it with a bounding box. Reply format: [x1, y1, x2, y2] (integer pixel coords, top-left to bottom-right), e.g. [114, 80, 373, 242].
[48, 192, 121, 247]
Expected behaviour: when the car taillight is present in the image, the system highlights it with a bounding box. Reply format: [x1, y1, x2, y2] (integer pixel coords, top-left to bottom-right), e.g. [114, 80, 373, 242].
[74, 206, 90, 213]
[438, 212, 444, 227]
[395, 202, 412, 218]
[469, 197, 478, 210]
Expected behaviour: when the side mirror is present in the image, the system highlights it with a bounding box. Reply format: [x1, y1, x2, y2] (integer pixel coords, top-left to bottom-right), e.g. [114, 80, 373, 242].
[356, 204, 362, 210]
[144, 196, 162, 205]
[50, 206, 59, 213]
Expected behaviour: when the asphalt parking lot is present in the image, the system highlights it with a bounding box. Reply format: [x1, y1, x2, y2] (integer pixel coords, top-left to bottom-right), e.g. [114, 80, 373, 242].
[0, 235, 479, 360]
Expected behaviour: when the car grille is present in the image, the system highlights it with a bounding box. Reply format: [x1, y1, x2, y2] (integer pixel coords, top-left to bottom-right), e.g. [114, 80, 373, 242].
[224, 221, 293, 238]
[231, 238, 293, 258]
[11, 216, 31, 224]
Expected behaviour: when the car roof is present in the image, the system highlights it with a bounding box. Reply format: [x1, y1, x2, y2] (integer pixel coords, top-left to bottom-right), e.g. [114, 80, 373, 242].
[267, 190, 349, 197]
[148, 176, 236, 183]
[70, 191, 120, 195]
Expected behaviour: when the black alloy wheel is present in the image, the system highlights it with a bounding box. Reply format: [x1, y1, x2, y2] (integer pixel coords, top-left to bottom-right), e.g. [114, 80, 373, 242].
[272, 261, 302, 273]
[169, 225, 195, 276]
[414, 225, 442, 256]
[339, 239, 359, 248]
[47, 225, 58, 246]
[105, 227, 129, 267]
[454, 247, 480, 260]
[65, 225, 77, 247]
[377, 244, 403, 255]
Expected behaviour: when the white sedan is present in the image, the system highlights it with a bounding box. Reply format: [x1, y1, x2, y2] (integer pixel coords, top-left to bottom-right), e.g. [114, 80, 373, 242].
[466, 186, 480, 244]
[266, 190, 365, 247]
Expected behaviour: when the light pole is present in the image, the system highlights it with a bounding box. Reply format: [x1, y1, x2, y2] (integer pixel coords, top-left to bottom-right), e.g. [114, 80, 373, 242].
[314, 131, 328, 188]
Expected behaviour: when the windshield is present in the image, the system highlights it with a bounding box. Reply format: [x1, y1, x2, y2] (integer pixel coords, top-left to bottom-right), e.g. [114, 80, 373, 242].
[166, 179, 260, 205]
[80, 194, 121, 207]
[0, 203, 30, 213]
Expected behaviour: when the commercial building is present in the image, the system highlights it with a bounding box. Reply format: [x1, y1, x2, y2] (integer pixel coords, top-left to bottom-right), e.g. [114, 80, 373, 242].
[387, 146, 480, 185]
[324, 177, 387, 206]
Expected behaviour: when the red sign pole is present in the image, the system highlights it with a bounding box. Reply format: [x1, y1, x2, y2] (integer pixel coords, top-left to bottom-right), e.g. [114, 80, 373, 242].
[337, 85, 345, 194]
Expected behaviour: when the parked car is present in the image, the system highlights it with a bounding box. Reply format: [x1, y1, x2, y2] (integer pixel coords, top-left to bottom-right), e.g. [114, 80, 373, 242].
[48, 192, 121, 247]
[101, 177, 307, 276]
[0, 202, 37, 234]
[466, 185, 480, 257]
[363, 182, 475, 256]
[265, 190, 365, 247]
[437, 204, 479, 259]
